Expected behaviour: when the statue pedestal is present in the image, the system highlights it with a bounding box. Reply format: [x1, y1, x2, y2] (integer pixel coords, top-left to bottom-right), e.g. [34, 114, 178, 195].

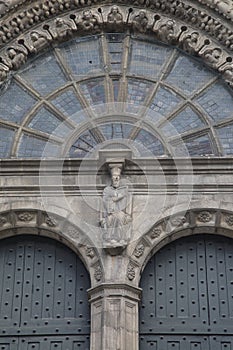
[103, 240, 128, 255]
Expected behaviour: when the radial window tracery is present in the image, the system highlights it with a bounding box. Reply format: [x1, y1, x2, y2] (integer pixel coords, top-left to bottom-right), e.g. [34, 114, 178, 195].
[0, 33, 232, 159]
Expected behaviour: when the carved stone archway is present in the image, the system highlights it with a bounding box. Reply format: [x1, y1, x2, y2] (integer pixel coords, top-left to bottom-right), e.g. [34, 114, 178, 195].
[0, 1, 231, 86]
[0, 207, 104, 286]
[127, 207, 233, 286]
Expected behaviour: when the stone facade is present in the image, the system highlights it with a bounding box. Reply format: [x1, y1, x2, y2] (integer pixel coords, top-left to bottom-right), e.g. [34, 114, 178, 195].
[0, 1, 233, 349]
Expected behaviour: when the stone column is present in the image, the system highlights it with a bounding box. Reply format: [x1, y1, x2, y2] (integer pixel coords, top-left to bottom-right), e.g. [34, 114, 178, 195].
[88, 283, 141, 350]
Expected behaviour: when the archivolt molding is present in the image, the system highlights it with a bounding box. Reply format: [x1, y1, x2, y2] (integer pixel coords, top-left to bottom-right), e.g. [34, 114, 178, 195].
[1, 0, 233, 23]
[0, 4, 232, 86]
[0, 207, 104, 286]
[127, 208, 233, 285]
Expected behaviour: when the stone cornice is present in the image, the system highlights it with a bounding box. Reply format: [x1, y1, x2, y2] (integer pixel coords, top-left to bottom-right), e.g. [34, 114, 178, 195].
[0, 2, 232, 86]
[1, 158, 233, 175]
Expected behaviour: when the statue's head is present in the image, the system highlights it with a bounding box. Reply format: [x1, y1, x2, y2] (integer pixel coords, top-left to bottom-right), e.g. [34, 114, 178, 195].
[111, 167, 121, 188]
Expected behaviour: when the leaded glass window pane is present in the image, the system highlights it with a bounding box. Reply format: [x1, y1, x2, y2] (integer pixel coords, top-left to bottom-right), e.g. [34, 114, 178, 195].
[18, 53, 67, 95]
[195, 83, 233, 122]
[69, 130, 98, 158]
[60, 37, 102, 78]
[107, 34, 124, 73]
[80, 79, 106, 113]
[28, 107, 73, 138]
[180, 134, 213, 156]
[18, 134, 60, 158]
[165, 55, 215, 95]
[0, 127, 15, 157]
[217, 124, 233, 155]
[147, 86, 182, 123]
[127, 79, 154, 113]
[134, 129, 165, 156]
[99, 123, 133, 140]
[161, 107, 205, 137]
[129, 40, 172, 79]
[0, 81, 37, 124]
[50, 90, 86, 125]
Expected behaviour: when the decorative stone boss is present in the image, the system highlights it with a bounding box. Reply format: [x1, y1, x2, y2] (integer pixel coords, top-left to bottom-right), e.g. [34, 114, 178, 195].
[100, 162, 132, 248]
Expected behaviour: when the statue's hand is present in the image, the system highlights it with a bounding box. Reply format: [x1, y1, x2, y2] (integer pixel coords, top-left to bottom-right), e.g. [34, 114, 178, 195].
[100, 218, 107, 228]
[112, 194, 124, 202]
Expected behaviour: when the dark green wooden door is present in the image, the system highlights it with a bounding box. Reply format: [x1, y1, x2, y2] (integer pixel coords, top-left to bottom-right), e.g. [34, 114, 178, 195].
[0, 235, 90, 349]
[139, 235, 233, 349]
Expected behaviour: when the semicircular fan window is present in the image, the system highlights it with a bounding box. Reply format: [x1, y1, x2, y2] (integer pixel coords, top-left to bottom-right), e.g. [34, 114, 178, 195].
[0, 33, 232, 159]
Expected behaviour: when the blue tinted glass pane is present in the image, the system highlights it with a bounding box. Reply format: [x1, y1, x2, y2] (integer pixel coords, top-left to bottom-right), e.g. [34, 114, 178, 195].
[60, 37, 102, 78]
[217, 124, 233, 155]
[107, 34, 124, 72]
[80, 79, 106, 107]
[99, 123, 133, 140]
[28, 107, 73, 138]
[134, 130, 164, 156]
[147, 87, 182, 123]
[127, 79, 154, 112]
[165, 55, 215, 95]
[51, 90, 86, 124]
[19, 53, 67, 95]
[195, 83, 233, 122]
[69, 130, 98, 158]
[0, 127, 14, 157]
[161, 107, 205, 137]
[0, 81, 37, 124]
[179, 134, 213, 156]
[113, 80, 120, 101]
[129, 40, 172, 78]
[18, 134, 60, 158]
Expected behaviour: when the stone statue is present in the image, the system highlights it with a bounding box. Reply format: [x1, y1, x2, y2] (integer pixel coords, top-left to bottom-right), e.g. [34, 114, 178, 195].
[100, 164, 132, 247]
[108, 6, 123, 25]
[132, 11, 149, 33]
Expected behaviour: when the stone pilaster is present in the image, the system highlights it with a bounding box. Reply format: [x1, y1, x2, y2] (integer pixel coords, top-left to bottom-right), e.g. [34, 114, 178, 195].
[88, 283, 141, 350]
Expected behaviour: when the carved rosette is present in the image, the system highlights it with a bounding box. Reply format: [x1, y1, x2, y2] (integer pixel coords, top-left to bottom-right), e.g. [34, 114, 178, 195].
[150, 226, 162, 239]
[170, 215, 187, 227]
[94, 263, 103, 282]
[133, 243, 145, 258]
[17, 212, 33, 222]
[225, 215, 233, 227]
[86, 246, 95, 259]
[45, 215, 57, 227]
[0, 4, 231, 86]
[127, 262, 136, 281]
[67, 227, 80, 239]
[197, 211, 213, 223]
[0, 215, 8, 226]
